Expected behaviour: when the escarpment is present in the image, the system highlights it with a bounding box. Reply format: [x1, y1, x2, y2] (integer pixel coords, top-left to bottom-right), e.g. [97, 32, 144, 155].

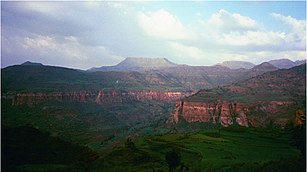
[170, 101, 249, 126]
[169, 64, 306, 127]
[10, 90, 193, 106]
[170, 100, 296, 127]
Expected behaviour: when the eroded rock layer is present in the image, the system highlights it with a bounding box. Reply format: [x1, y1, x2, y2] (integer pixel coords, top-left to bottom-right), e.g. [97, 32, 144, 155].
[170, 100, 297, 127]
[12, 90, 193, 105]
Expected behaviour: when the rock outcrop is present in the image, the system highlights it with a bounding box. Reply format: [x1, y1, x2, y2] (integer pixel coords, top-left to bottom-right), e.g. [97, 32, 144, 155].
[12, 90, 193, 106]
[170, 100, 295, 127]
[170, 101, 249, 126]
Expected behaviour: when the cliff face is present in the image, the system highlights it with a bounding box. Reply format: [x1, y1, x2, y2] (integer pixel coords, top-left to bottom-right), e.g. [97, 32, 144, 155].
[170, 101, 249, 126]
[170, 100, 294, 127]
[12, 90, 193, 106]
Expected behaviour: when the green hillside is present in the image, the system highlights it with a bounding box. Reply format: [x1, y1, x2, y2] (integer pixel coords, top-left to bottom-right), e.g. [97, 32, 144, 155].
[92, 127, 303, 172]
[1, 62, 281, 93]
[1, 65, 184, 93]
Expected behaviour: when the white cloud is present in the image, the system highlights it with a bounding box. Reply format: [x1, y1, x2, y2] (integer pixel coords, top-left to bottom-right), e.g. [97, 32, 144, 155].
[64, 36, 78, 42]
[209, 9, 258, 32]
[218, 30, 285, 46]
[2, 2, 305, 68]
[23, 35, 56, 49]
[21, 2, 62, 17]
[21, 35, 88, 62]
[135, 9, 305, 65]
[271, 13, 305, 32]
[271, 13, 306, 49]
[169, 42, 206, 62]
[203, 9, 305, 51]
[137, 9, 190, 39]
[19, 34, 121, 69]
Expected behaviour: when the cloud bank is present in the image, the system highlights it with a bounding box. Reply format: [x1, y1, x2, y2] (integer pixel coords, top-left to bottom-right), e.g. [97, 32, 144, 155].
[2, 2, 306, 69]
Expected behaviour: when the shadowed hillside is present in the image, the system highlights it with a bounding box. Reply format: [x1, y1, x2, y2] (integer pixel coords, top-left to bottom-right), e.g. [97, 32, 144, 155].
[2, 125, 98, 171]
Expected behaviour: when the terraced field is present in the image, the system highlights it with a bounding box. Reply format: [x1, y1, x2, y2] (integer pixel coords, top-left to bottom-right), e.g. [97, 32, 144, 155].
[93, 126, 303, 171]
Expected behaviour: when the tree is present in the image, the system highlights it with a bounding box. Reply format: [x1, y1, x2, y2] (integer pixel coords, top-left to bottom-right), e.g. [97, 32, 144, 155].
[165, 149, 181, 172]
[124, 138, 135, 150]
[229, 103, 238, 125]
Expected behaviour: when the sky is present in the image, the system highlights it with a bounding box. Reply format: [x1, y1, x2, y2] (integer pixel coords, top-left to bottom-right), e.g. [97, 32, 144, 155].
[1, 1, 306, 70]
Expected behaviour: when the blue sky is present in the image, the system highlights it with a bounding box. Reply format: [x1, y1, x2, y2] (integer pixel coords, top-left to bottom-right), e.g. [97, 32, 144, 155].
[1, 1, 306, 69]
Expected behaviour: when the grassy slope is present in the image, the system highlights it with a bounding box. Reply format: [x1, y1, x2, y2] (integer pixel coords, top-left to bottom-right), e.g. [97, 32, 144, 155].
[1, 98, 173, 151]
[93, 127, 302, 172]
[1, 63, 279, 93]
[1, 65, 185, 93]
[2, 125, 98, 172]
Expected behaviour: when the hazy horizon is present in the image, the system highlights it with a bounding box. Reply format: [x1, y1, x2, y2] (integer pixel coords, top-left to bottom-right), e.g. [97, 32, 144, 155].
[2, 1, 306, 70]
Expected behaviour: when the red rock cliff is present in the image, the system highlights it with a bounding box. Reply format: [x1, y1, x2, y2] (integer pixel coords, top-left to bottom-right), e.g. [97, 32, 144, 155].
[12, 90, 193, 105]
[170, 100, 294, 127]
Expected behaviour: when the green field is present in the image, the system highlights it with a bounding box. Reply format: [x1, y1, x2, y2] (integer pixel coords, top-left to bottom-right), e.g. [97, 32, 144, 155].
[93, 126, 304, 172]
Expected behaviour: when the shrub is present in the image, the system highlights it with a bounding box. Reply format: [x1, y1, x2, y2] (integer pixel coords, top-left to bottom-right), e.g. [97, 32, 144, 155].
[165, 149, 181, 172]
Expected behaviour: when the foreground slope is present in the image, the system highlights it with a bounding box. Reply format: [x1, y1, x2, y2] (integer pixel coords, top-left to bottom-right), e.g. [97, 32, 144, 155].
[92, 127, 303, 172]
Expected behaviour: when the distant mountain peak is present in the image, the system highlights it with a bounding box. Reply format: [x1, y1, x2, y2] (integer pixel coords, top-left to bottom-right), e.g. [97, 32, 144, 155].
[251, 62, 278, 70]
[21, 61, 43, 66]
[88, 57, 177, 72]
[294, 59, 306, 65]
[268, 59, 295, 69]
[218, 60, 255, 69]
[117, 57, 176, 67]
[269, 58, 293, 63]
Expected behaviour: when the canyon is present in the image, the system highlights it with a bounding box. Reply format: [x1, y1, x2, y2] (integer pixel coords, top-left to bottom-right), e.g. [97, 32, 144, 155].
[3, 61, 305, 128]
[1, 58, 305, 172]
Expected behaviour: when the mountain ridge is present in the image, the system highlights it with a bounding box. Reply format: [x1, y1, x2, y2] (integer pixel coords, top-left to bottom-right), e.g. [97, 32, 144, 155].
[21, 61, 44, 66]
[218, 60, 255, 69]
[268, 58, 306, 69]
[3, 58, 303, 92]
[89, 57, 177, 72]
[9, 57, 306, 71]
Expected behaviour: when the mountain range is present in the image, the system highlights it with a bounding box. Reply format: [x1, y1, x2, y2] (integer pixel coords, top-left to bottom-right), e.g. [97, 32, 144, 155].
[268, 59, 306, 69]
[3, 58, 288, 93]
[2, 57, 305, 128]
[2, 56, 306, 171]
[88, 57, 306, 72]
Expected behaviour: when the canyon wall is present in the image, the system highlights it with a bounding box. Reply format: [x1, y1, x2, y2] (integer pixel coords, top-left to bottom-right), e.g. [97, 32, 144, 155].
[11, 90, 193, 106]
[170, 100, 294, 127]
